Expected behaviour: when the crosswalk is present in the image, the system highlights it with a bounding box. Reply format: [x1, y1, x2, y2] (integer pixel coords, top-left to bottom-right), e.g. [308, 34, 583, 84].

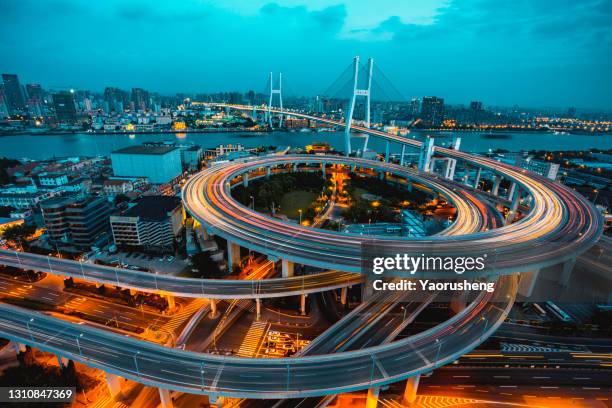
[237, 321, 269, 357]
[161, 298, 207, 334]
[380, 396, 481, 408]
[500, 342, 575, 353]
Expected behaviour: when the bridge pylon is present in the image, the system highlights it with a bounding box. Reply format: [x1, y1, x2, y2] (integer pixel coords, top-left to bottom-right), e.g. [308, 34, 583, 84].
[267, 72, 283, 128]
[344, 56, 373, 156]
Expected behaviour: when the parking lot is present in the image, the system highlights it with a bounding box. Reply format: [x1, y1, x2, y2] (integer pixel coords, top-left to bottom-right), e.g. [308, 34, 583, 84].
[91, 251, 188, 276]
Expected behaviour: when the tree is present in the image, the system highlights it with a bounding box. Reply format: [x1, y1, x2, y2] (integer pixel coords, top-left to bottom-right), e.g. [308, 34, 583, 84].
[2, 223, 36, 243]
[114, 194, 131, 205]
[0, 157, 20, 186]
[191, 252, 223, 278]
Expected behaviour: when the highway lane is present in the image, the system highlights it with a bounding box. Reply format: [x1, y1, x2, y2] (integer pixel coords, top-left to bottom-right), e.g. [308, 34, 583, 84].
[0, 274, 167, 334]
[0, 249, 362, 299]
[0, 274, 516, 399]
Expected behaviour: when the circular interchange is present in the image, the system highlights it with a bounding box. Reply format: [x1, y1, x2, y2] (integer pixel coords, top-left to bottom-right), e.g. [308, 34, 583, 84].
[183, 153, 602, 277]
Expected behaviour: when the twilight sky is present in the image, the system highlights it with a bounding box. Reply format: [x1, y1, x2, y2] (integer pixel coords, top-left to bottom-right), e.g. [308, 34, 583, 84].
[1, 0, 611, 109]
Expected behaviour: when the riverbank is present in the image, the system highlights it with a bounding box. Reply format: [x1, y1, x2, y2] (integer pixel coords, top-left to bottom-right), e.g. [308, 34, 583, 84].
[0, 127, 270, 137]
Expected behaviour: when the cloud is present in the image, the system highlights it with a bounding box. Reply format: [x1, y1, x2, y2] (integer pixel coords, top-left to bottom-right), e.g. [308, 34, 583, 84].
[259, 3, 347, 33]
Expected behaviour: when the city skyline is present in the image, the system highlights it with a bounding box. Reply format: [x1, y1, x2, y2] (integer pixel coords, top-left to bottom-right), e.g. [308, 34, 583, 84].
[1, 0, 611, 109]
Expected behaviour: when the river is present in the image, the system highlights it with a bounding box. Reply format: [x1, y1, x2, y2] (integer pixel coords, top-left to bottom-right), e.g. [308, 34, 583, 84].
[1, 130, 610, 160]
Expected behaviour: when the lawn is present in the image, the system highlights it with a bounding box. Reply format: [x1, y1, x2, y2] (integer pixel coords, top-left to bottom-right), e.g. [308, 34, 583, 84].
[278, 190, 317, 219]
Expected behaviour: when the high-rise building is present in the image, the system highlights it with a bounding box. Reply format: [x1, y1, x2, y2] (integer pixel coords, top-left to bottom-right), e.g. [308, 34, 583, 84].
[409, 98, 420, 117]
[41, 196, 111, 249]
[420, 96, 445, 126]
[0, 86, 9, 119]
[111, 145, 183, 184]
[469, 101, 483, 124]
[131, 87, 150, 111]
[110, 196, 183, 253]
[52, 92, 77, 123]
[25, 84, 44, 117]
[469, 101, 483, 111]
[1, 74, 26, 115]
[104, 87, 129, 112]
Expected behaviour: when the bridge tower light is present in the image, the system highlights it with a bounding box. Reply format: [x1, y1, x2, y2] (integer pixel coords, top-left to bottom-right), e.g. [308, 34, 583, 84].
[344, 56, 374, 156]
[268, 72, 283, 129]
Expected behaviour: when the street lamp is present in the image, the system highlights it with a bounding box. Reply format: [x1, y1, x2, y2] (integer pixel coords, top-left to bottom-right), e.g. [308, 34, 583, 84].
[133, 350, 141, 376]
[76, 333, 84, 356]
[298, 209, 302, 225]
[26, 318, 35, 341]
[250, 195, 255, 210]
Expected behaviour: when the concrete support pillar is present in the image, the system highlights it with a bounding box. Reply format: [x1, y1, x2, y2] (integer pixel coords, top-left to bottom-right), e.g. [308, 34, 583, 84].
[362, 279, 375, 301]
[385, 141, 390, 163]
[56, 354, 69, 369]
[450, 292, 468, 314]
[14, 343, 27, 354]
[473, 167, 482, 189]
[406, 181, 413, 192]
[293, 163, 298, 172]
[165, 295, 175, 310]
[201, 227, 211, 240]
[379, 171, 384, 180]
[227, 241, 241, 272]
[105, 372, 122, 397]
[159, 388, 173, 408]
[429, 158, 437, 173]
[266, 167, 271, 179]
[321, 162, 326, 178]
[210, 299, 218, 318]
[445, 158, 457, 181]
[256, 298, 261, 320]
[300, 294, 307, 316]
[510, 185, 521, 213]
[340, 287, 347, 305]
[365, 387, 380, 408]
[281, 259, 294, 278]
[243, 173, 249, 187]
[518, 269, 540, 297]
[492, 175, 501, 196]
[418, 137, 435, 172]
[400, 145, 406, 166]
[559, 258, 577, 287]
[402, 375, 421, 405]
[508, 182, 517, 201]
[209, 395, 224, 408]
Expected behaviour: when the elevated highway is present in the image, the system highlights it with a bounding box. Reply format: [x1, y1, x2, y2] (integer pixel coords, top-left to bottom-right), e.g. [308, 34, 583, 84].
[0, 274, 516, 399]
[0, 104, 602, 400]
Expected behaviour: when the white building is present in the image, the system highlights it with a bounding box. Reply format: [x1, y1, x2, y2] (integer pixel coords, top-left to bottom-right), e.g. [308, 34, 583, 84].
[111, 145, 182, 184]
[110, 196, 183, 253]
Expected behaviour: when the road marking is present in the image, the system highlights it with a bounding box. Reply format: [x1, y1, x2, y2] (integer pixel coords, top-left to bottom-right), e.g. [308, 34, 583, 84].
[499, 386, 516, 388]
[494, 375, 510, 379]
[573, 377, 590, 380]
[540, 386, 558, 389]
[582, 387, 600, 390]
[532, 376, 550, 379]
[453, 375, 470, 378]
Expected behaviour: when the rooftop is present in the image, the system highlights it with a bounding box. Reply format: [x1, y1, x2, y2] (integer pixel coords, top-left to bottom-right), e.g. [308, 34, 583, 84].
[120, 196, 181, 221]
[112, 145, 178, 155]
